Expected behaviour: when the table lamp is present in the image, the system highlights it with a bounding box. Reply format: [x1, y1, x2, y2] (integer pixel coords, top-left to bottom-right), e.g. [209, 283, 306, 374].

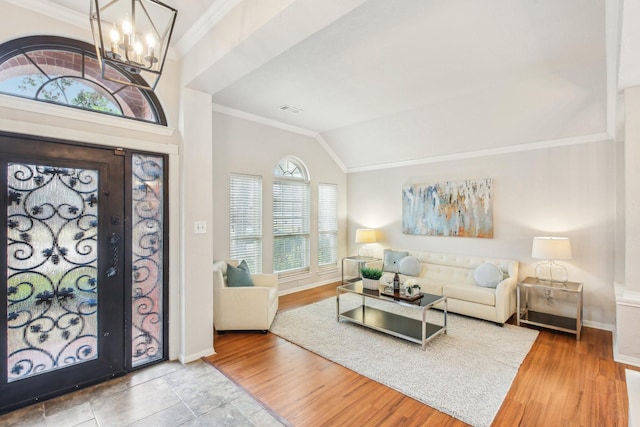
[355, 228, 376, 258]
[531, 236, 572, 283]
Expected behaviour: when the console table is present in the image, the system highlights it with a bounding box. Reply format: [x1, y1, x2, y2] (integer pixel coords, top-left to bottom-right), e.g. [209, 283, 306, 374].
[517, 276, 583, 340]
[336, 281, 447, 350]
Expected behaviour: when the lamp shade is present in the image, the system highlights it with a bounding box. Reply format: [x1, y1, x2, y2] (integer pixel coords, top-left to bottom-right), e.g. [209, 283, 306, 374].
[355, 228, 377, 244]
[531, 237, 572, 260]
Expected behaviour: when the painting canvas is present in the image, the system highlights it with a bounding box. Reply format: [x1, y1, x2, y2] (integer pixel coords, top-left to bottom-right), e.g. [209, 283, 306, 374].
[402, 179, 493, 238]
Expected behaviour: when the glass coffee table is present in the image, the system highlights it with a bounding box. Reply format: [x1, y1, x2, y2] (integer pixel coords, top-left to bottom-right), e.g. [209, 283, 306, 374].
[336, 281, 447, 350]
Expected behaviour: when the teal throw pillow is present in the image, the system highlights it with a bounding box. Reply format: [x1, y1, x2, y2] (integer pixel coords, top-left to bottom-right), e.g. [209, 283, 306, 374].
[383, 249, 409, 273]
[227, 260, 254, 287]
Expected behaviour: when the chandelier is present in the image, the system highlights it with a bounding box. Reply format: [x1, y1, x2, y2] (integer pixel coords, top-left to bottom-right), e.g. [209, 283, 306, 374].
[90, 0, 177, 91]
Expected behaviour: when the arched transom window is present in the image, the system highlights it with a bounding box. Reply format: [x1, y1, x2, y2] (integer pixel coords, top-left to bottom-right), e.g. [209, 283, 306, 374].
[274, 157, 309, 180]
[0, 36, 166, 125]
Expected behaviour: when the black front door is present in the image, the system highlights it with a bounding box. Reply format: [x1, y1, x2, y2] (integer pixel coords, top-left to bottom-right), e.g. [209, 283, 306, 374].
[0, 134, 126, 412]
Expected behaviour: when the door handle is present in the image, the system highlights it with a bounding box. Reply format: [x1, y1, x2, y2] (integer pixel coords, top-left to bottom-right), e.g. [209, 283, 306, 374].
[106, 233, 119, 278]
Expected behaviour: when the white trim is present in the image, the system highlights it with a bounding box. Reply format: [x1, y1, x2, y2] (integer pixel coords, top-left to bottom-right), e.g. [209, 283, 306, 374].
[211, 104, 614, 173]
[178, 347, 216, 364]
[317, 267, 340, 276]
[316, 134, 347, 173]
[0, 95, 175, 137]
[0, 117, 179, 155]
[346, 132, 614, 173]
[212, 103, 348, 172]
[627, 369, 640, 426]
[171, 0, 241, 60]
[5, 0, 87, 29]
[614, 329, 640, 368]
[583, 319, 615, 331]
[212, 103, 317, 137]
[278, 278, 340, 296]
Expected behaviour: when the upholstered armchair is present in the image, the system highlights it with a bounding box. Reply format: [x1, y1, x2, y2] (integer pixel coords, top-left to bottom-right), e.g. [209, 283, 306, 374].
[212, 260, 279, 333]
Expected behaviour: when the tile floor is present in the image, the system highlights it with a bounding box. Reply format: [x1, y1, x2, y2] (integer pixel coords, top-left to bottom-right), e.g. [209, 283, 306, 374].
[0, 360, 287, 426]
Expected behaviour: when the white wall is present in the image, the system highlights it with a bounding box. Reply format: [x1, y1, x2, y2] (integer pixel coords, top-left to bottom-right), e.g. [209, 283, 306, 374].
[347, 140, 617, 327]
[212, 111, 347, 293]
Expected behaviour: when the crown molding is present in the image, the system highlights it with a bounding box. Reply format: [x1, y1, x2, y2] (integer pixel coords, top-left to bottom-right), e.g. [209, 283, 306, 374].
[315, 134, 347, 173]
[5, 0, 88, 29]
[212, 103, 317, 137]
[211, 103, 347, 173]
[170, 0, 241, 60]
[346, 132, 614, 174]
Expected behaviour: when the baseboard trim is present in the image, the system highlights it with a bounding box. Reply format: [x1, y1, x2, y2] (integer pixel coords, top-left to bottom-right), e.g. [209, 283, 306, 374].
[613, 329, 640, 368]
[179, 347, 216, 364]
[279, 279, 339, 296]
[583, 319, 615, 331]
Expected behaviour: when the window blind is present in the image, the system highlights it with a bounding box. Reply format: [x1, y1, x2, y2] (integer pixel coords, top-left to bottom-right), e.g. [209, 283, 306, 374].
[273, 179, 310, 274]
[318, 183, 338, 269]
[230, 174, 262, 273]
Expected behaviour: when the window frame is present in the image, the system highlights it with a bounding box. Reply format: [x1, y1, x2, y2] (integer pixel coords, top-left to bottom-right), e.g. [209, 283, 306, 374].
[318, 183, 338, 271]
[229, 173, 263, 274]
[0, 36, 166, 126]
[273, 157, 310, 277]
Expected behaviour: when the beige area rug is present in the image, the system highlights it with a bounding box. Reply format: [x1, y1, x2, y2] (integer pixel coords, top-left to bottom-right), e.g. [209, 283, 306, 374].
[270, 294, 538, 427]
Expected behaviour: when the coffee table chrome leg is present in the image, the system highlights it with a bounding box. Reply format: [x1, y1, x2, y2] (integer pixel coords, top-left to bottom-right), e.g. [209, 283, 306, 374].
[336, 288, 340, 321]
[443, 297, 448, 334]
[422, 307, 427, 350]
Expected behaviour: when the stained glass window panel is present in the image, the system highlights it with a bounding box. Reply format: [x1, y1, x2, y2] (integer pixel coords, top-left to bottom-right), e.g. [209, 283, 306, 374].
[131, 154, 164, 367]
[6, 163, 99, 382]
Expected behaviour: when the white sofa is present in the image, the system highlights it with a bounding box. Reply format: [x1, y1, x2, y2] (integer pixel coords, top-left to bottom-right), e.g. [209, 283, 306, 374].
[367, 250, 519, 325]
[212, 260, 279, 332]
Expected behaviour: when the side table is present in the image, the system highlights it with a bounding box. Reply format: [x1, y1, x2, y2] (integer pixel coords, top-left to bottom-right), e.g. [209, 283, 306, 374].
[341, 256, 380, 284]
[517, 276, 583, 340]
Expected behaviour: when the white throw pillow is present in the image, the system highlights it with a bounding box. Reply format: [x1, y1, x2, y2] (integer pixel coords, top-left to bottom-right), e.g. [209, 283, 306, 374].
[474, 263, 503, 288]
[398, 256, 421, 276]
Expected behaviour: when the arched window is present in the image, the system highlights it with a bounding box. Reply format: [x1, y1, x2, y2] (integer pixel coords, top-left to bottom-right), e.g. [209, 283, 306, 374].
[273, 157, 310, 275]
[0, 36, 166, 125]
[273, 156, 309, 180]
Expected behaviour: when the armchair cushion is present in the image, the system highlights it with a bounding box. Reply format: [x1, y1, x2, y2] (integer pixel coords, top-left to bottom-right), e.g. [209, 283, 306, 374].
[213, 259, 279, 331]
[227, 260, 254, 287]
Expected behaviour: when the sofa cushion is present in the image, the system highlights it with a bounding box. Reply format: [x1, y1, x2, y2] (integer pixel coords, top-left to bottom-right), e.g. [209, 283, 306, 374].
[398, 256, 421, 276]
[227, 260, 254, 287]
[443, 283, 496, 306]
[383, 249, 409, 272]
[473, 262, 503, 288]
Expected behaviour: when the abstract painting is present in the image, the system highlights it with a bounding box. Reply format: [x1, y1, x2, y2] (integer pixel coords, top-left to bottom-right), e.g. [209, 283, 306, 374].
[402, 179, 493, 238]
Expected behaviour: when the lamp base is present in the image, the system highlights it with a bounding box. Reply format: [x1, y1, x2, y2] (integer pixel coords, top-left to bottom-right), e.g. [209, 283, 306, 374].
[535, 260, 568, 283]
[358, 245, 373, 258]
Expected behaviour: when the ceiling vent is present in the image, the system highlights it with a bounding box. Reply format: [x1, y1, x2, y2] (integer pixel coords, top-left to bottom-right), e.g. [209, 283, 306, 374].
[279, 104, 303, 114]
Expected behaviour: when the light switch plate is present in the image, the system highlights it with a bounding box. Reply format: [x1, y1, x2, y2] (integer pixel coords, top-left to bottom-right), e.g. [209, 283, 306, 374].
[194, 221, 207, 234]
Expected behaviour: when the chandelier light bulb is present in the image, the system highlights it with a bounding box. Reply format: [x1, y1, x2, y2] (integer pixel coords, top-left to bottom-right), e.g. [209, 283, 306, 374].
[122, 18, 132, 35]
[134, 41, 143, 63]
[110, 28, 120, 43]
[146, 33, 155, 49]
[109, 27, 120, 57]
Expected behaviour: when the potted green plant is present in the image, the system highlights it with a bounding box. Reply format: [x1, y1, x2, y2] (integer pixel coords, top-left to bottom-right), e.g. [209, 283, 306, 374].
[361, 267, 383, 290]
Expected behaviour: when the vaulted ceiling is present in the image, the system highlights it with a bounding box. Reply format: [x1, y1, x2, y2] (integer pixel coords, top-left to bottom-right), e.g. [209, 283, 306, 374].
[33, 1, 625, 171]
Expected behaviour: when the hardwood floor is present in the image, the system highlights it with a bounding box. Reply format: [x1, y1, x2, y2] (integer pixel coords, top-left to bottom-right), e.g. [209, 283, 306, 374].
[204, 283, 637, 426]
